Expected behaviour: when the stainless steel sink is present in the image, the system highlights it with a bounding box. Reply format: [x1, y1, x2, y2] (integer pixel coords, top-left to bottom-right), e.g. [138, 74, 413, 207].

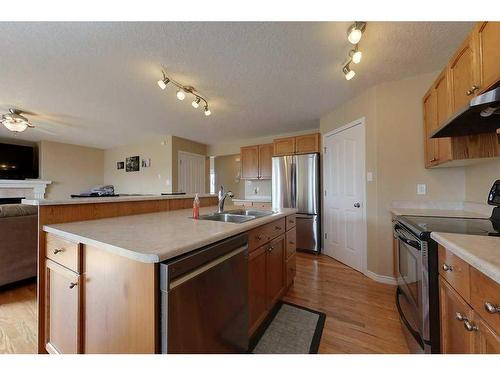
[225, 209, 274, 217]
[197, 212, 257, 223]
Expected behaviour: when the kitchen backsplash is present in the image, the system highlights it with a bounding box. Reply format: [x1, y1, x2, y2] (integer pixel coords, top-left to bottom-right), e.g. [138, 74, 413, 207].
[244, 179, 271, 199]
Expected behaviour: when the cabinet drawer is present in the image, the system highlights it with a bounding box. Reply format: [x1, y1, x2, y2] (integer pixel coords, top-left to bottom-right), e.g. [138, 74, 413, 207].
[286, 253, 296, 288]
[470, 268, 500, 332]
[285, 229, 296, 259]
[438, 245, 471, 302]
[248, 218, 286, 252]
[46, 233, 81, 273]
[285, 215, 296, 231]
[253, 202, 272, 210]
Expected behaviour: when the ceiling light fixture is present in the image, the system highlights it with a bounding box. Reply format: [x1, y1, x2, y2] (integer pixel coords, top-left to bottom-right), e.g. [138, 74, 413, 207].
[347, 22, 366, 44]
[343, 64, 356, 81]
[157, 69, 212, 117]
[350, 46, 362, 64]
[1, 109, 33, 133]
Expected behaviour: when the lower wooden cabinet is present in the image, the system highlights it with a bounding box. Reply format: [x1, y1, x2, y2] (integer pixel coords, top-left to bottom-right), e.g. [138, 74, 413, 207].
[266, 234, 286, 308]
[248, 245, 268, 335]
[45, 259, 82, 354]
[475, 315, 500, 353]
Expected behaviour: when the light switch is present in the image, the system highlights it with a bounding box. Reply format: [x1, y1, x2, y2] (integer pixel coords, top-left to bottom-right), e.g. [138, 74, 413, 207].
[417, 184, 427, 195]
[367, 172, 373, 182]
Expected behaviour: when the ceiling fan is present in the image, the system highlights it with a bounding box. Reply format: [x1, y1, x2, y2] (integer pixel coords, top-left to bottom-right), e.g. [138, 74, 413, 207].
[1, 108, 35, 133]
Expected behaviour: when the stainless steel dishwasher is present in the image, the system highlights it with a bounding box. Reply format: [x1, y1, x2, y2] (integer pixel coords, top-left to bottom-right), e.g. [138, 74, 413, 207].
[160, 233, 249, 353]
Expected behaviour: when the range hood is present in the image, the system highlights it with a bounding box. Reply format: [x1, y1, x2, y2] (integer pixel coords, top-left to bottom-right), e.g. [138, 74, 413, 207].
[432, 87, 500, 138]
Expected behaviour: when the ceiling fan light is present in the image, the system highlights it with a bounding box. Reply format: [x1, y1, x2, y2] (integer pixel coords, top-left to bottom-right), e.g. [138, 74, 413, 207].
[176, 89, 186, 101]
[2, 119, 29, 132]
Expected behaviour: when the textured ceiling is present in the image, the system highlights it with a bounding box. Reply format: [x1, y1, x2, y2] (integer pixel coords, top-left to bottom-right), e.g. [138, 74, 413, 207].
[0, 22, 473, 149]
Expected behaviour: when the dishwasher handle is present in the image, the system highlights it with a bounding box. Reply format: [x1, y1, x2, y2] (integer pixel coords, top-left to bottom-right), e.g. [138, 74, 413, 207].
[169, 245, 247, 290]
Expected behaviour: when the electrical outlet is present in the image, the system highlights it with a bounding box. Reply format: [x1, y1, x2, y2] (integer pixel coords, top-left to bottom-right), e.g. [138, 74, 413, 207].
[417, 184, 427, 195]
[367, 172, 373, 182]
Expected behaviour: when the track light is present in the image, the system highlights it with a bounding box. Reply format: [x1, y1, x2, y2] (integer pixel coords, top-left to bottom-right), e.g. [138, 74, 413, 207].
[157, 77, 170, 90]
[176, 89, 186, 101]
[350, 47, 362, 64]
[343, 64, 355, 80]
[347, 22, 366, 44]
[204, 106, 211, 116]
[192, 97, 201, 108]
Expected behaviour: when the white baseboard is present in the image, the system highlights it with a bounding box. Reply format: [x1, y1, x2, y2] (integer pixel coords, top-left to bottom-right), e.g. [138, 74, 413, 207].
[364, 270, 397, 285]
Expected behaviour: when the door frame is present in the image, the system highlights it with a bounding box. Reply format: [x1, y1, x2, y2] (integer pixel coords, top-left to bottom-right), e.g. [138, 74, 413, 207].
[178, 150, 206, 194]
[322, 117, 367, 275]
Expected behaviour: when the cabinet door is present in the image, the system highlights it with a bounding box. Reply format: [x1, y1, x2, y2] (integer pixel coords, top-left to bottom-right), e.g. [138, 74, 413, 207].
[240, 146, 259, 179]
[273, 137, 296, 156]
[295, 133, 320, 154]
[434, 70, 452, 164]
[258, 143, 273, 179]
[474, 21, 500, 92]
[474, 315, 500, 354]
[266, 234, 285, 308]
[248, 246, 268, 336]
[423, 89, 439, 168]
[439, 277, 475, 353]
[45, 259, 81, 354]
[286, 253, 296, 288]
[449, 36, 478, 113]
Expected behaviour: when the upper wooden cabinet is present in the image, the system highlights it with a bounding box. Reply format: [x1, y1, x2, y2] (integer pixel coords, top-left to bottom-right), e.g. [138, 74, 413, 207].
[240, 143, 273, 180]
[422, 22, 500, 169]
[273, 133, 320, 156]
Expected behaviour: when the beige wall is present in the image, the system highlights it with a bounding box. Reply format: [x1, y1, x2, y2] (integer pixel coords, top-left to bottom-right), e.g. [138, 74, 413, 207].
[171, 136, 209, 193]
[214, 154, 245, 202]
[103, 136, 173, 194]
[320, 71, 467, 278]
[39, 140, 104, 200]
[465, 159, 500, 203]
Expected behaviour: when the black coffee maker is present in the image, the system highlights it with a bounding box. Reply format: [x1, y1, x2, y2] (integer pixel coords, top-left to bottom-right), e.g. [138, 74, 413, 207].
[488, 180, 500, 231]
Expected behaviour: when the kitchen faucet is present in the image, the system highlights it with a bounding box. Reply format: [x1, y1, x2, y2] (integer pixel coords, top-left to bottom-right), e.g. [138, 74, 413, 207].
[217, 186, 234, 213]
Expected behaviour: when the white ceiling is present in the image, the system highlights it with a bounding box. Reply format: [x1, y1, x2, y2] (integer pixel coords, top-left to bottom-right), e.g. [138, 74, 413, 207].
[0, 22, 473, 149]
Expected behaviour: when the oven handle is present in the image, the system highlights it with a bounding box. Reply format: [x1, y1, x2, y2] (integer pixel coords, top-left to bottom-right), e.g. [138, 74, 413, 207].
[395, 287, 424, 350]
[394, 224, 421, 250]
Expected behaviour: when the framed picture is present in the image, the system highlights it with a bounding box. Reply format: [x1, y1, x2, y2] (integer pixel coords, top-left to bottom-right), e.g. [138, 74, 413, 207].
[141, 158, 151, 168]
[117, 161, 124, 170]
[126, 156, 140, 172]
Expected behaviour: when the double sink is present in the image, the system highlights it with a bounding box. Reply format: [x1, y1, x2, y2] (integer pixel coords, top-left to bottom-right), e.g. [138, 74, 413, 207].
[198, 209, 274, 223]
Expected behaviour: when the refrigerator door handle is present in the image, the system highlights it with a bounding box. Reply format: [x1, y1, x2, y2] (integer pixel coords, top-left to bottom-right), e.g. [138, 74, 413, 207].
[291, 160, 297, 208]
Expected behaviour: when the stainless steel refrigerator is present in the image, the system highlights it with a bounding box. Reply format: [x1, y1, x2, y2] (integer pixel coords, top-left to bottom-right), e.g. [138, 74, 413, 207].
[272, 153, 320, 253]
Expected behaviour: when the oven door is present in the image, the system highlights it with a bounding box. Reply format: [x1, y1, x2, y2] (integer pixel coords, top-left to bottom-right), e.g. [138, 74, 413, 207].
[393, 222, 426, 352]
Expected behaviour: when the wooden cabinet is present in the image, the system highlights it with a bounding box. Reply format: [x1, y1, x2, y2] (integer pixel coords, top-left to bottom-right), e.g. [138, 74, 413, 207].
[438, 245, 499, 354]
[422, 22, 500, 169]
[273, 137, 296, 156]
[45, 259, 81, 354]
[240, 145, 259, 179]
[473, 22, 500, 92]
[247, 215, 295, 337]
[273, 133, 320, 156]
[240, 143, 273, 180]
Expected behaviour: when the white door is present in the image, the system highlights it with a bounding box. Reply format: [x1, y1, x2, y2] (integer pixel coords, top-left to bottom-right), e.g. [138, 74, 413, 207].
[178, 151, 206, 194]
[323, 120, 366, 273]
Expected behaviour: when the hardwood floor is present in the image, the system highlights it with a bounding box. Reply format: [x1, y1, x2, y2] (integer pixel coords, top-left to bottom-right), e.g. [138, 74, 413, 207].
[0, 253, 408, 354]
[283, 252, 410, 353]
[0, 281, 37, 354]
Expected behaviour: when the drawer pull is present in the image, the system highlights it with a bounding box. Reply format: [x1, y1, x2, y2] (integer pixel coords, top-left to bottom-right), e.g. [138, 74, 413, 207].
[53, 248, 64, 255]
[442, 263, 453, 272]
[463, 320, 478, 332]
[289, 241, 295, 245]
[256, 235, 263, 240]
[275, 226, 282, 230]
[484, 302, 500, 314]
[267, 246, 274, 252]
[466, 85, 479, 96]
[455, 312, 466, 321]
[69, 282, 78, 289]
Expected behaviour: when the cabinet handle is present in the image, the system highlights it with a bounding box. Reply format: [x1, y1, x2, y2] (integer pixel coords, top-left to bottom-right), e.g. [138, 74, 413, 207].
[484, 302, 500, 314]
[53, 248, 64, 255]
[289, 241, 295, 245]
[463, 320, 478, 332]
[442, 263, 453, 272]
[455, 312, 466, 321]
[69, 282, 78, 289]
[256, 235, 262, 240]
[267, 246, 274, 252]
[275, 226, 282, 230]
[466, 85, 479, 96]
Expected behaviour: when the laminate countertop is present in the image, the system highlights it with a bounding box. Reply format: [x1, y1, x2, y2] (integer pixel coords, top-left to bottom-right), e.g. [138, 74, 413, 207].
[390, 208, 490, 219]
[430, 232, 500, 283]
[43, 205, 297, 264]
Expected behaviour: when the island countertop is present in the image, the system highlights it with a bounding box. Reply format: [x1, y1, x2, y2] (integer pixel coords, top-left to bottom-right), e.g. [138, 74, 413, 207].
[43, 205, 297, 263]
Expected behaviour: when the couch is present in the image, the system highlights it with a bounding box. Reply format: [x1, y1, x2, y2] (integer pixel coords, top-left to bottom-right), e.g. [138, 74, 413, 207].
[0, 204, 38, 287]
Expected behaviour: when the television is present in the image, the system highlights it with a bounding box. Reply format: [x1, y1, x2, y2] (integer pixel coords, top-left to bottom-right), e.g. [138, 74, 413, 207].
[0, 143, 38, 180]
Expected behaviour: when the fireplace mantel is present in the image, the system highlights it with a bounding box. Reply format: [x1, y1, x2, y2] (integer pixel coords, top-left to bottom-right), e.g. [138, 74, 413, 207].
[0, 179, 52, 199]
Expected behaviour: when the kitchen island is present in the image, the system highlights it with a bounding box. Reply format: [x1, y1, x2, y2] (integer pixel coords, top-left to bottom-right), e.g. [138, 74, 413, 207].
[26, 195, 297, 354]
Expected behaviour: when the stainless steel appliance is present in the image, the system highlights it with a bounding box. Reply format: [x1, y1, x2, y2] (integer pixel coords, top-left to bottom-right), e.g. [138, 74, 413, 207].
[160, 234, 248, 353]
[272, 153, 320, 253]
[394, 182, 500, 353]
